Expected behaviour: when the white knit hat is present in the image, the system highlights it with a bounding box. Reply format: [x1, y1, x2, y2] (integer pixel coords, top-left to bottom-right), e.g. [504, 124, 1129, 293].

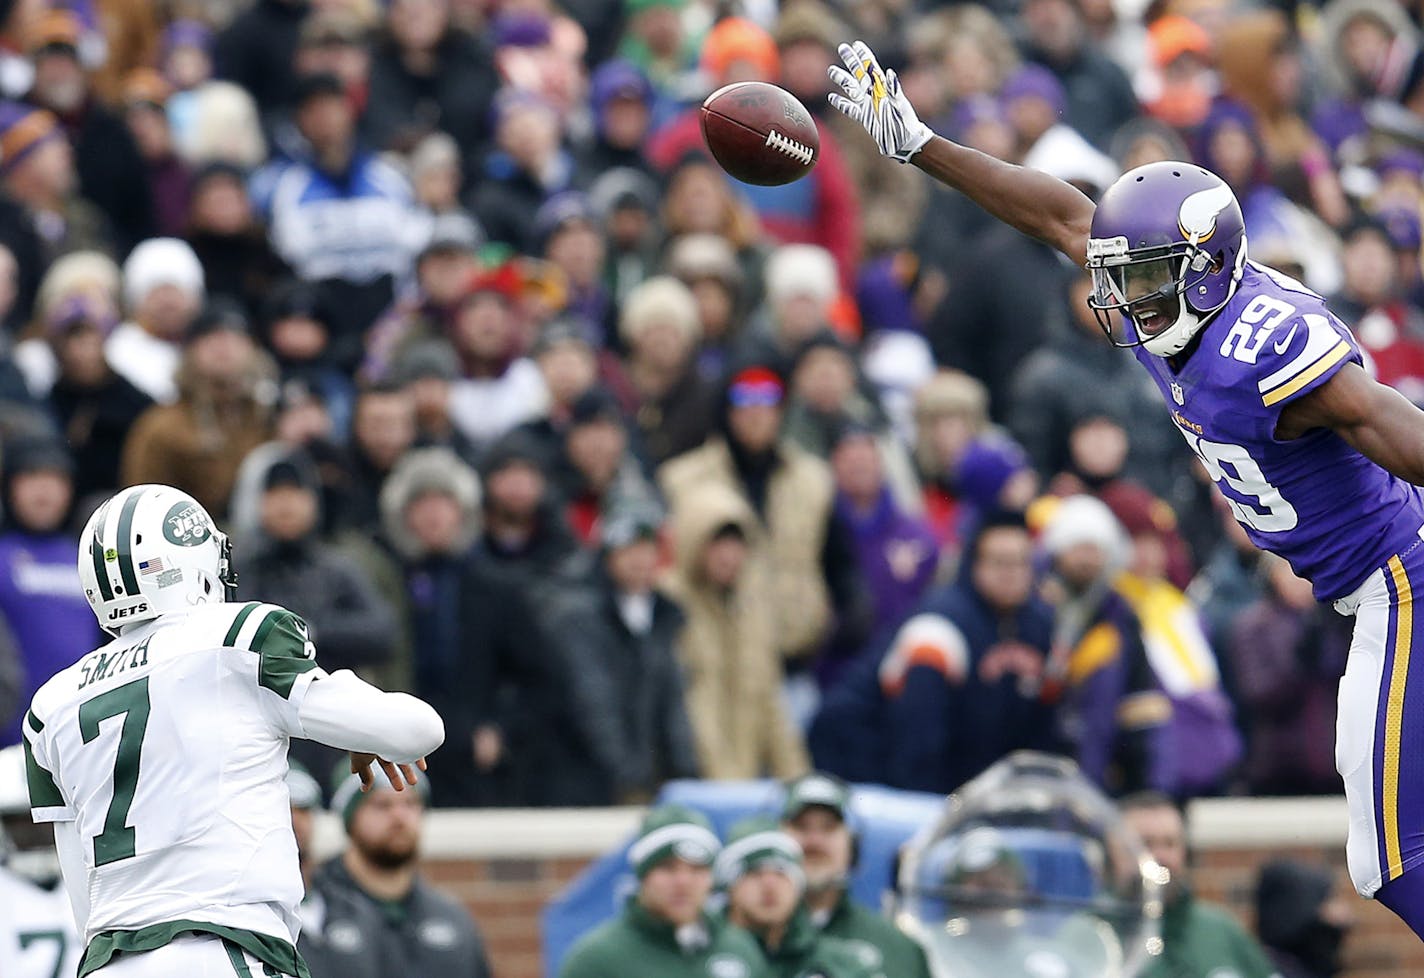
[764, 244, 837, 306]
[122, 237, 205, 311]
[619, 275, 701, 347]
[1042, 495, 1129, 568]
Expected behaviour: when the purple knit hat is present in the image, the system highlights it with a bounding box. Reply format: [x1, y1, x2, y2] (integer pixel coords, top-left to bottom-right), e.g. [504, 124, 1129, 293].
[1000, 64, 1066, 118]
[957, 436, 1030, 511]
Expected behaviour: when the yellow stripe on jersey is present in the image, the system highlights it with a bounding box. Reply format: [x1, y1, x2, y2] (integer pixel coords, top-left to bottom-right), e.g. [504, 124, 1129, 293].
[1261, 340, 1350, 407]
[1384, 554, 1414, 881]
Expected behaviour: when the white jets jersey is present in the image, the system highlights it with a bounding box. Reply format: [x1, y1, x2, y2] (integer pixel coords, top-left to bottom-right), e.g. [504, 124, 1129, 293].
[21, 601, 321, 975]
[0, 866, 82, 978]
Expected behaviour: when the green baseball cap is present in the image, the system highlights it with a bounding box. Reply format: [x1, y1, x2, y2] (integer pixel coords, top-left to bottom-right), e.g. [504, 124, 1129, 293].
[716, 815, 805, 890]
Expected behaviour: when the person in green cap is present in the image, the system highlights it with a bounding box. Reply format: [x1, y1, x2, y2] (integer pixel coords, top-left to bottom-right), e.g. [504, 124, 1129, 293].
[721, 816, 883, 978]
[560, 804, 768, 978]
[779, 773, 932, 978]
[1122, 792, 1279, 978]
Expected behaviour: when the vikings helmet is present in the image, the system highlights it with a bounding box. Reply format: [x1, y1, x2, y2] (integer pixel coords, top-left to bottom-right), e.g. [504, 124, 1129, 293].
[1086, 162, 1247, 357]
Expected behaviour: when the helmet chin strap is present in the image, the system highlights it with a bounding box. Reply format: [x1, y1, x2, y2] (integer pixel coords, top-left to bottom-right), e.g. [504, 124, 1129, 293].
[1141, 304, 1206, 357]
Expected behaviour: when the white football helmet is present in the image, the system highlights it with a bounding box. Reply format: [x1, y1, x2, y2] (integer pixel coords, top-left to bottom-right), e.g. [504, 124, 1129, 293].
[78, 484, 237, 636]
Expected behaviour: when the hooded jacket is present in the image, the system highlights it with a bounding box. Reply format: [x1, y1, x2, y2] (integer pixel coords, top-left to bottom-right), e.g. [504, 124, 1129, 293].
[659, 435, 835, 662]
[661, 482, 809, 779]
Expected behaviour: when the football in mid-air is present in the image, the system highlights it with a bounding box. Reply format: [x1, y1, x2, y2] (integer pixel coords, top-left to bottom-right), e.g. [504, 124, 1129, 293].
[700, 81, 820, 186]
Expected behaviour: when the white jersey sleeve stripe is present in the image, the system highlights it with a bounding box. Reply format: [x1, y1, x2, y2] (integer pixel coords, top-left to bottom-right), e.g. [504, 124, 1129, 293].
[231, 604, 284, 652]
[1262, 340, 1351, 407]
[1258, 314, 1342, 394]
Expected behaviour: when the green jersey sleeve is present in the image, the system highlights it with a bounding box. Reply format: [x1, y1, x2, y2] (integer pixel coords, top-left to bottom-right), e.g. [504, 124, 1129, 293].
[224, 602, 320, 700]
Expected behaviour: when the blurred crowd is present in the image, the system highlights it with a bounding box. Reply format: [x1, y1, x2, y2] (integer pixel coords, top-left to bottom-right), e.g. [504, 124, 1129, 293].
[0, 0, 1420, 815]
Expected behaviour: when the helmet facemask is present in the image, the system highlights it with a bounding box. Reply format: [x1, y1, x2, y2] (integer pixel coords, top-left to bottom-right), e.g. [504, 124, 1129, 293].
[1087, 237, 1221, 357]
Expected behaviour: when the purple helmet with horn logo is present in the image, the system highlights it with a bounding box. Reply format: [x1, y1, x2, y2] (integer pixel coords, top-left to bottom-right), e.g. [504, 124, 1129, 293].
[1085, 161, 1247, 357]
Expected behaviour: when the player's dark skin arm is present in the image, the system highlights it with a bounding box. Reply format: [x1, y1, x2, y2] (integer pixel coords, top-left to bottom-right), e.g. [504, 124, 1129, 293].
[1280, 361, 1424, 483]
[912, 135, 1096, 265]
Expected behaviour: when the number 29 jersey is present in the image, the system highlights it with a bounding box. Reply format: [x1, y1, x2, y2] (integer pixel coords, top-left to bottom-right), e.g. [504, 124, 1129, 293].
[1132, 261, 1424, 601]
[21, 601, 321, 952]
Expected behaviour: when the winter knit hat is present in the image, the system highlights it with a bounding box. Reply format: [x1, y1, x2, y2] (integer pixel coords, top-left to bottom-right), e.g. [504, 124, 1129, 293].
[702, 17, 780, 83]
[715, 816, 805, 891]
[122, 237, 205, 310]
[0, 102, 62, 176]
[629, 804, 720, 878]
[331, 766, 431, 832]
[285, 760, 322, 811]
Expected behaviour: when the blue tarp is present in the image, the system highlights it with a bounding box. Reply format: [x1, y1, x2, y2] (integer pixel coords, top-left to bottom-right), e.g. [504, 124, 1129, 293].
[539, 779, 946, 978]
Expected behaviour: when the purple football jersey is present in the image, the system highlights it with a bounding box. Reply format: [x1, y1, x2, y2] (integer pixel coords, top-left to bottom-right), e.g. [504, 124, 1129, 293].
[1131, 261, 1424, 601]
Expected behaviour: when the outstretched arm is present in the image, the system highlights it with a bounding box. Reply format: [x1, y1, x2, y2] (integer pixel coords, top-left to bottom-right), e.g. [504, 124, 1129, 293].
[1279, 361, 1424, 483]
[827, 40, 1095, 265]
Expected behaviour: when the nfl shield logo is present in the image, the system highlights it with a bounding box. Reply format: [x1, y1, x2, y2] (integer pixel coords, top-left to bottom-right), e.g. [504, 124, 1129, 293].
[1170, 381, 1185, 405]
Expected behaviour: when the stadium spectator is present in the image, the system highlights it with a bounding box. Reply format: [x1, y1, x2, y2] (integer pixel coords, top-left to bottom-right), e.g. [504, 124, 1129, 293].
[1048, 411, 1194, 587]
[576, 60, 656, 187]
[254, 71, 428, 368]
[261, 280, 355, 439]
[231, 446, 398, 676]
[743, 244, 843, 367]
[621, 275, 717, 465]
[364, 0, 498, 159]
[1008, 271, 1183, 498]
[1218, 10, 1349, 229]
[25, 9, 154, 252]
[445, 268, 548, 451]
[665, 232, 748, 380]
[184, 161, 291, 323]
[1227, 554, 1350, 796]
[337, 380, 419, 531]
[377, 447, 483, 798]
[660, 359, 862, 689]
[554, 386, 660, 546]
[213, 0, 308, 119]
[391, 340, 476, 464]
[537, 193, 614, 346]
[0, 438, 97, 745]
[310, 770, 493, 978]
[475, 430, 579, 581]
[810, 514, 1056, 791]
[1123, 793, 1280, 978]
[1255, 861, 1356, 978]
[719, 816, 878, 978]
[779, 773, 932, 978]
[0, 100, 111, 263]
[1017, 0, 1138, 148]
[106, 236, 204, 404]
[469, 89, 575, 254]
[1330, 216, 1424, 406]
[38, 294, 152, 503]
[911, 370, 989, 557]
[1039, 495, 1171, 795]
[12, 249, 122, 400]
[362, 211, 483, 382]
[827, 423, 937, 652]
[120, 300, 273, 517]
[662, 482, 809, 780]
[121, 69, 190, 238]
[559, 804, 763, 978]
[535, 504, 700, 803]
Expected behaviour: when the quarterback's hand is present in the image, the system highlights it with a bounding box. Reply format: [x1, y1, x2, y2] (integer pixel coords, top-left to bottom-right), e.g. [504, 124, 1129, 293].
[827, 40, 933, 163]
[350, 751, 426, 792]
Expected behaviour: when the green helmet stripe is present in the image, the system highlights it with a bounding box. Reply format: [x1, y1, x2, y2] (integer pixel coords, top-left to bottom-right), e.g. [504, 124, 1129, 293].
[91, 500, 113, 601]
[114, 489, 145, 596]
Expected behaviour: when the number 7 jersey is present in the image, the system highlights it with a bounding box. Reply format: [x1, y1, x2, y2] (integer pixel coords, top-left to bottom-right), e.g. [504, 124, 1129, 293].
[20, 601, 320, 962]
[1132, 261, 1424, 601]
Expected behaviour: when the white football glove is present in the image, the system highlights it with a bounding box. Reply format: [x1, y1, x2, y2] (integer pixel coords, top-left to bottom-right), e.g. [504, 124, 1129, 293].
[827, 40, 933, 164]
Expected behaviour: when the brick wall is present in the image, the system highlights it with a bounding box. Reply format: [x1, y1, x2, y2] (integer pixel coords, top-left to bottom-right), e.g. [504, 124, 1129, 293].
[419, 845, 1424, 978]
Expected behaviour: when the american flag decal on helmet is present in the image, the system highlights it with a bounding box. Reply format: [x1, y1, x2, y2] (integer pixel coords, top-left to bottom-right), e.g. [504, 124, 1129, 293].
[139, 557, 165, 576]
